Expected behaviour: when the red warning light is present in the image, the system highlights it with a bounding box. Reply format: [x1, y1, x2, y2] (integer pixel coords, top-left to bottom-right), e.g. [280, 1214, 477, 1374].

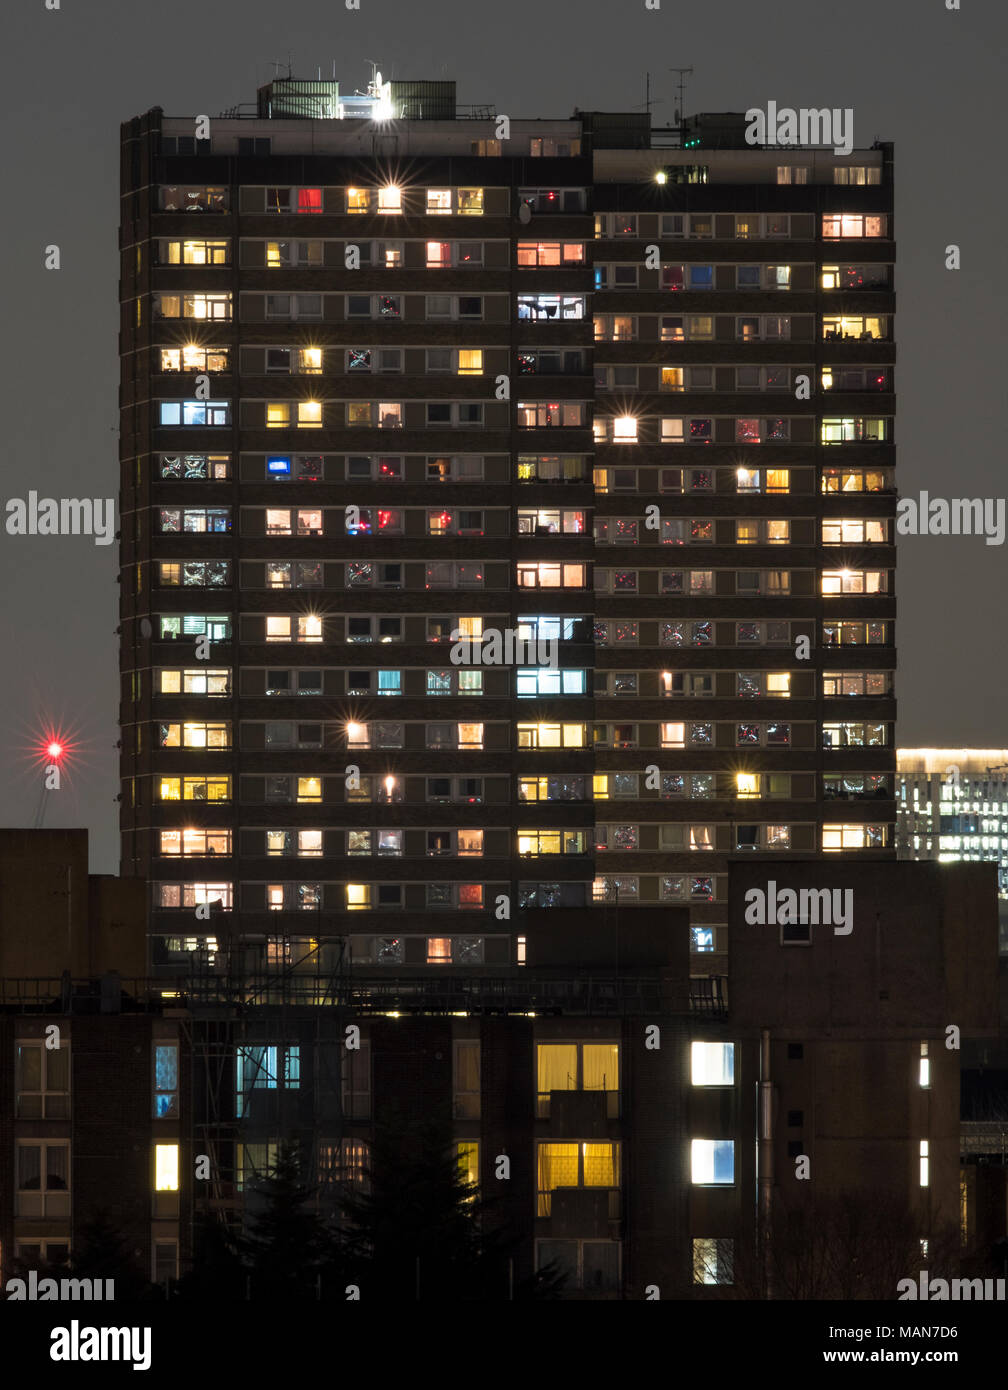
[47, 742, 64, 760]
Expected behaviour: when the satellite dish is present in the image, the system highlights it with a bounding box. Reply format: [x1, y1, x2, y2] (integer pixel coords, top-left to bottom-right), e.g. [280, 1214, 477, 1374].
[518, 202, 532, 225]
[139, 617, 153, 639]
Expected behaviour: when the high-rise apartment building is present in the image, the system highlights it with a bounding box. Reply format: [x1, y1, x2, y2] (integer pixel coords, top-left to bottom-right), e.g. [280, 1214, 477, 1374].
[118, 77, 896, 987]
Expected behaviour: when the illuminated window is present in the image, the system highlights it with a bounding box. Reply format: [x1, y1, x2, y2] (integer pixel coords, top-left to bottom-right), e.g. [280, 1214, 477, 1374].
[693, 1238, 734, 1286]
[297, 776, 322, 803]
[458, 188, 483, 215]
[427, 937, 452, 963]
[920, 1140, 929, 1187]
[537, 1043, 619, 1117]
[457, 1141, 480, 1192]
[298, 401, 322, 429]
[457, 349, 483, 375]
[691, 1139, 734, 1185]
[347, 884, 371, 910]
[346, 188, 370, 213]
[154, 1044, 179, 1118]
[691, 1042, 734, 1087]
[919, 1041, 930, 1089]
[427, 188, 452, 214]
[266, 403, 290, 429]
[377, 185, 402, 213]
[155, 1144, 179, 1191]
[537, 1141, 619, 1215]
[613, 416, 638, 443]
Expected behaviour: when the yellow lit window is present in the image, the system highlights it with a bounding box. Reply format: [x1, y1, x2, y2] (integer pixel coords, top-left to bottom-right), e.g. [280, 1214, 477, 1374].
[661, 367, 684, 390]
[767, 673, 791, 697]
[766, 469, 790, 492]
[736, 521, 759, 544]
[159, 670, 181, 693]
[458, 349, 483, 375]
[458, 188, 483, 215]
[457, 1141, 479, 1191]
[266, 616, 291, 642]
[298, 400, 322, 428]
[346, 884, 371, 910]
[613, 416, 638, 443]
[428, 937, 452, 963]
[300, 348, 322, 373]
[457, 616, 483, 640]
[155, 1143, 179, 1191]
[346, 187, 369, 213]
[736, 773, 759, 798]
[377, 185, 402, 213]
[160, 778, 181, 801]
[767, 520, 789, 543]
[298, 615, 323, 642]
[297, 776, 322, 803]
[266, 403, 290, 428]
[457, 723, 484, 749]
[266, 241, 285, 267]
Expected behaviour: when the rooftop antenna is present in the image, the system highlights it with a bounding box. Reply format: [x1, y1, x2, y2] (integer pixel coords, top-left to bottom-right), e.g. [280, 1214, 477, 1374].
[633, 72, 666, 116]
[670, 66, 693, 143]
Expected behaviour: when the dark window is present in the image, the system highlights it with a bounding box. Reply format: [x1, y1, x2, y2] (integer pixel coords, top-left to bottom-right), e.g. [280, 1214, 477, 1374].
[787, 1043, 804, 1060]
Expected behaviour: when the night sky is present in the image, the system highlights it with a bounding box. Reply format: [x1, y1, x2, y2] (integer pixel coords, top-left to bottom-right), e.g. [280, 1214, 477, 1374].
[1, 0, 1003, 873]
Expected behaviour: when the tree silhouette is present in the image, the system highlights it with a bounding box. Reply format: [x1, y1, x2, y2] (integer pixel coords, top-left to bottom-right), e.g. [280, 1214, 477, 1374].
[334, 1115, 563, 1299]
[238, 1144, 337, 1301]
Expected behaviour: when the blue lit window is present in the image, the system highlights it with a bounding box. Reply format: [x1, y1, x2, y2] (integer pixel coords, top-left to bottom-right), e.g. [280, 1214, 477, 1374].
[267, 456, 291, 476]
[516, 668, 586, 697]
[691, 1139, 734, 1184]
[236, 1045, 300, 1117]
[154, 1044, 179, 1118]
[377, 670, 402, 696]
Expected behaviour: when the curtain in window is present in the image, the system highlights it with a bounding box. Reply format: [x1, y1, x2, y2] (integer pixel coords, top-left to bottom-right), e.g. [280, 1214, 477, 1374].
[582, 1143, 617, 1188]
[538, 1143, 578, 1194]
[46, 1145, 68, 1190]
[582, 1045, 618, 1093]
[538, 1046, 577, 1096]
[456, 1043, 480, 1094]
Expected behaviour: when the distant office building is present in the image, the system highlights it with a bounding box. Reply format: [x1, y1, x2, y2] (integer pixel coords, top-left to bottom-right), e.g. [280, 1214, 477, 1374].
[897, 749, 1008, 949]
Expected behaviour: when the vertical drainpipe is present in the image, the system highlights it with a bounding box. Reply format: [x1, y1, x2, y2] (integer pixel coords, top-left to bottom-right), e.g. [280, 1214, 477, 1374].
[759, 1027, 773, 1298]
